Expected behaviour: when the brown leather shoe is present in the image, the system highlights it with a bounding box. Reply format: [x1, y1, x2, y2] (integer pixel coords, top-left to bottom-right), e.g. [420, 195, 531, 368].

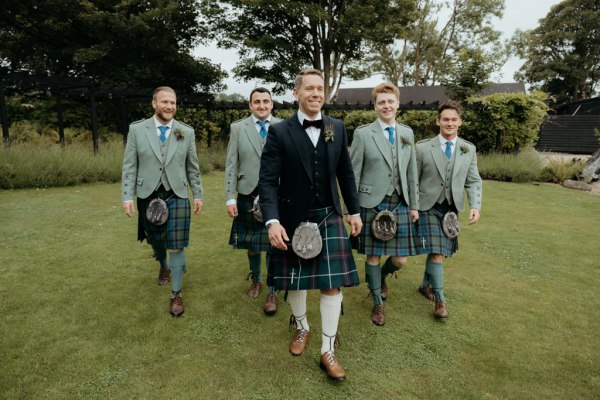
[380, 278, 388, 301]
[370, 304, 385, 326]
[170, 293, 184, 317]
[157, 268, 170, 286]
[320, 352, 346, 381]
[418, 285, 435, 302]
[263, 293, 277, 316]
[247, 282, 262, 299]
[434, 301, 448, 318]
[289, 329, 310, 356]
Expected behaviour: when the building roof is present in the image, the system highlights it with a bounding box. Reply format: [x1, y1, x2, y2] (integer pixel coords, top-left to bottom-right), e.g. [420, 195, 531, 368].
[335, 82, 527, 104]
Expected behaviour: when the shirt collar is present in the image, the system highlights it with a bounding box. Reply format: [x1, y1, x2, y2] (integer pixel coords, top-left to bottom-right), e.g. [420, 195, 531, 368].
[154, 116, 174, 130]
[378, 118, 396, 132]
[438, 134, 457, 147]
[252, 115, 271, 125]
[297, 109, 322, 126]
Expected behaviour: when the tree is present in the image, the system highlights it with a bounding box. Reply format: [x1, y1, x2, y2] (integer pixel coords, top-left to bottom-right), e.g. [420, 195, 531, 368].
[199, 0, 415, 102]
[441, 48, 494, 101]
[369, 0, 508, 87]
[515, 0, 600, 104]
[0, 0, 226, 93]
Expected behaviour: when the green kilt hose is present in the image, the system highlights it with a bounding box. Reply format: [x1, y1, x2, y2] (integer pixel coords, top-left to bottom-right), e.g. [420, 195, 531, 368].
[137, 187, 191, 250]
[268, 207, 360, 291]
[228, 193, 270, 252]
[417, 201, 458, 257]
[354, 192, 418, 256]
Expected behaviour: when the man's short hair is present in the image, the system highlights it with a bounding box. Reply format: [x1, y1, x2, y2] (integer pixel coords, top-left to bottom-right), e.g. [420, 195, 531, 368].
[438, 100, 463, 117]
[249, 87, 272, 102]
[294, 69, 324, 89]
[371, 82, 400, 104]
[153, 86, 176, 100]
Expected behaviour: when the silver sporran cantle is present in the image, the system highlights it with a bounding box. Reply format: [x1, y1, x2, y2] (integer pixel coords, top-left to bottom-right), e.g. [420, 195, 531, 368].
[251, 195, 263, 223]
[442, 211, 460, 238]
[146, 198, 169, 225]
[371, 209, 397, 241]
[292, 221, 323, 259]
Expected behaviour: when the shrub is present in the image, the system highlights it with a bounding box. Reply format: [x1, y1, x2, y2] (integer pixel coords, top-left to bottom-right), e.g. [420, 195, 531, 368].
[399, 110, 437, 141]
[477, 150, 542, 183]
[540, 156, 587, 183]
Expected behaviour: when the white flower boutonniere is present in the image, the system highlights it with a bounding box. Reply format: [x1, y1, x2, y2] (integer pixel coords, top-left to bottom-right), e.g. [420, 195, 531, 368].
[460, 144, 469, 154]
[400, 136, 411, 148]
[324, 123, 335, 142]
[174, 129, 184, 141]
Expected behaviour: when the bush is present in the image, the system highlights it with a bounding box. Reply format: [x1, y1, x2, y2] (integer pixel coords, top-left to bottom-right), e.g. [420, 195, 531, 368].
[540, 156, 587, 183]
[399, 110, 437, 141]
[478, 150, 543, 183]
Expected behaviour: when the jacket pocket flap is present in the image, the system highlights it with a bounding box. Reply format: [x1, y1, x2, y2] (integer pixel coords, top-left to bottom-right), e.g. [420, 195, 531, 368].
[358, 184, 372, 194]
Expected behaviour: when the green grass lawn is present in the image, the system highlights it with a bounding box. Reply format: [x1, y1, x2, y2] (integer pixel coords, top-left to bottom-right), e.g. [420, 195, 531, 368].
[1, 174, 599, 399]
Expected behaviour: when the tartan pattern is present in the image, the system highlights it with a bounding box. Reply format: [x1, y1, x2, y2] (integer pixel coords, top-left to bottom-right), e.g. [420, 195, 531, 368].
[268, 207, 359, 291]
[354, 193, 419, 256]
[137, 188, 191, 250]
[228, 194, 270, 252]
[416, 202, 458, 257]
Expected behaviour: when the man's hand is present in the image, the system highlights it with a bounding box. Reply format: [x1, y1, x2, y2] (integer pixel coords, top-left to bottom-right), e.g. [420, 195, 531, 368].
[410, 209, 419, 223]
[268, 222, 289, 250]
[194, 199, 203, 215]
[123, 202, 135, 218]
[468, 208, 480, 225]
[349, 215, 363, 237]
[226, 204, 238, 218]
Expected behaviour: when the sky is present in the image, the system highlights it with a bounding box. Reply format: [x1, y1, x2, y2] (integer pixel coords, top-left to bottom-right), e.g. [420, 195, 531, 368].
[194, 0, 563, 101]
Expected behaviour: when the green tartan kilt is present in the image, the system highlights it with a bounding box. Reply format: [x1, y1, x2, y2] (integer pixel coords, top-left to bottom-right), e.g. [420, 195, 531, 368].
[228, 194, 270, 252]
[268, 207, 360, 291]
[416, 202, 458, 257]
[137, 188, 191, 249]
[354, 192, 419, 256]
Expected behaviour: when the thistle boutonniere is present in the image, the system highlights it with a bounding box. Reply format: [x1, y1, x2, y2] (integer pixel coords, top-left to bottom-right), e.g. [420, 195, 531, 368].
[400, 136, 411, 148]
[323, 123, 335, 143]
[460, 144, 469, 154]
[174, 128, 184, 141]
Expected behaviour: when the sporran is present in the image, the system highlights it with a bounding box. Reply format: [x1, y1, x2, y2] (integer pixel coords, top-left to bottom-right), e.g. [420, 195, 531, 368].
[292, 222, 323, 259]
[251, 195, 263, 223]
[371, 209, 397, 241]
[442, 211, 460, 238]
[146, 198, 169, 226]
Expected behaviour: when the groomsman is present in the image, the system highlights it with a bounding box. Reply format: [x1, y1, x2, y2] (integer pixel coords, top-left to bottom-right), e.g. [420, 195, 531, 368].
[259, 69, 362, 381]
[224, 87, 281, 315]
[416, 100, 482, 318]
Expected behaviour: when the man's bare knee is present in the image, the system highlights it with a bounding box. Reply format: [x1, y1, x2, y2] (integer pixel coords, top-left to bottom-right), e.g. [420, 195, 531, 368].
[168, 248, 183, 253]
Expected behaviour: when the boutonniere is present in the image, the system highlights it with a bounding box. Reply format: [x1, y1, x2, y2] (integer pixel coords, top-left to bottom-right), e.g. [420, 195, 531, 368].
[460, 144, 469, 154]
[174, 128, 184, 141]
[400, 136, 411, 148]
[323, 123, 335, 143]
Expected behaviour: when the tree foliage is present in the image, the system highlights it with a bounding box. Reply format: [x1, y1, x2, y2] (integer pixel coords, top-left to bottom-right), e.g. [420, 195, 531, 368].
[369, 0, 508, 88]
[515, 0, 600, 104]
[0, 0, 226, 93]
[199, 0, 415, 102]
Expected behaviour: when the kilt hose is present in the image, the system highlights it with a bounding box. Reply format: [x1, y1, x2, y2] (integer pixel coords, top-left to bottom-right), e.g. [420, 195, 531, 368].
[137, 187, 191, 250]
[228, 194, 270, 252]
[417, 201, 458, 257]
[268, 206, 360, 291]
[354, 192, 419, 256]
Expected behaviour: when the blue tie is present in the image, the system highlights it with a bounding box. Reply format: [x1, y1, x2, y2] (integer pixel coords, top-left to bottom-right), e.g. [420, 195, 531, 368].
[385, 127, 394, 144]
[158, 125, 169, 143]
[257, 120, 267, 139]
[445, 141, 453, 159]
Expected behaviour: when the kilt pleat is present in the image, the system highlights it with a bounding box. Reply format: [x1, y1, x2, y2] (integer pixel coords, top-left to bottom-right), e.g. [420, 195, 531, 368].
[137, 189, 191, 249]
[416, 202, 458, 257]
[268, 207, 359, 291]
[355, 193, 419, 256]
[228, 194, 270, 252]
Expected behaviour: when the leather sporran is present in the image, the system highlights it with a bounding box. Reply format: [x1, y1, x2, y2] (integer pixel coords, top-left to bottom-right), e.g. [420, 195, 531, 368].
[146, 198, 169, 225]
[442, 211, 460, 238]
[292, 222, 323, 259]
[251, 196, 263, 223]
[371, 209, 397, 241]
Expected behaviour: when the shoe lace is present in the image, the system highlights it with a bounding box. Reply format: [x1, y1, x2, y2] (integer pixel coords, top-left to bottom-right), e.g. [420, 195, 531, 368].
[323, 351, 337, 365]
[266, 293, 276, 303]
[171, 294, 182, 306]
[373, 304, 384, 313]
[295, 329, 308, 343]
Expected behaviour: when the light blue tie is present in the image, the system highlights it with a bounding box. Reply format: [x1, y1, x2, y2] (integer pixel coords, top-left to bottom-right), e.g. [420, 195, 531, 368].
[257, 120, 267, 139]
[385, 127, 394, 144]
[158, 125, 169, 143]
[445, 141, 453, 159]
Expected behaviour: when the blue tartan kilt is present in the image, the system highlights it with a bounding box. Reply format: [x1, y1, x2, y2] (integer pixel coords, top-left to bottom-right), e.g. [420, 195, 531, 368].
[228, 194, 270, 252]
[137, 189, 191, 249]
[354, 192, 419, 256]
[416, 202, 458, 257]
[268, 207, 360, 291]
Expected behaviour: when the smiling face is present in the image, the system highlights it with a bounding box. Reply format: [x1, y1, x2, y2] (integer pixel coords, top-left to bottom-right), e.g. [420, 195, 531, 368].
[436, 108, 462, 140]
[249, 91, 273, 121]
[374, 92, 399, 125]
[152, 89, 177, 124]
[294, 73, 325, 119]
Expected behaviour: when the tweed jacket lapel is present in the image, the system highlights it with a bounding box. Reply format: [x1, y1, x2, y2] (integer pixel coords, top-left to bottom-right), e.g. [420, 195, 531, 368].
[370, 121, 393, 170]
[323, 115, 338, 176]
[164, 119, 182, 166]
[452, 137, 468, 179]
[430, 138, 446, 179]
[244, 117, 262, 157]
[144, 118, 163, 162]
[288, 114, 314, 184]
